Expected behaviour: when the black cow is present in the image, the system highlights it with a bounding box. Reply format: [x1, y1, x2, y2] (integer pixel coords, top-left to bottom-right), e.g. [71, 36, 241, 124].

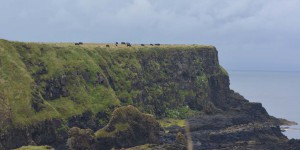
[75, 43, 80, 45]
[106, 44, 110, 47]
[150, 44, 153, 46]
[127, 43, 131, 47]
[121, 42, 126, 44]
[155, 43, 160, 46]
[141, 44, 145, 46]
[79, 42, 83, 45]
[116, 42, 118, 45]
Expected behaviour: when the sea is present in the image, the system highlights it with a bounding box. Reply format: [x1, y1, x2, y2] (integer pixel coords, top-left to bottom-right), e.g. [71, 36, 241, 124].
[228, 70, 300, 139]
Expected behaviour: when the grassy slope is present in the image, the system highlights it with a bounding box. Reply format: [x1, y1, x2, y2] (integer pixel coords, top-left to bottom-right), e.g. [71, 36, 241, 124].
[15, 145, 53, 150]
[0, 40, 121, 127]
[0, 39, 227, 128]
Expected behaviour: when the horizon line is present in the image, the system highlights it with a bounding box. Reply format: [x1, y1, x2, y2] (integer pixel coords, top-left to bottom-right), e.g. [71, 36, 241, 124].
[228, 69, 300, 73]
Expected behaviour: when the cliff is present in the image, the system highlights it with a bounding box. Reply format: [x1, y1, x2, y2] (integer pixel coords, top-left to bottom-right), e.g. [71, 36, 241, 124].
[0, 39, 298, 149]
[0, 40, 227, 125]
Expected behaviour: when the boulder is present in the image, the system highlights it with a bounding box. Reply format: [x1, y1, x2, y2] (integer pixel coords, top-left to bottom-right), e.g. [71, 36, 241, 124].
[67, 127, 95, 150]
[95, 105, 160, 149]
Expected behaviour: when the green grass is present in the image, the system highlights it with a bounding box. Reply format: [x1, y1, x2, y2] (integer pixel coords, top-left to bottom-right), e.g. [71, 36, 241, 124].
[0, 40, 41, 126]
[158, 118, 186, 128]
[95, 122, 129, 137]
[165, 106, 198, 119]
[14, 145, 53, 150]
[48, 86, 119, 119]
[0, 40, 121, 126]
[219, 65, 229, 76]
[0, 39, 227, 128]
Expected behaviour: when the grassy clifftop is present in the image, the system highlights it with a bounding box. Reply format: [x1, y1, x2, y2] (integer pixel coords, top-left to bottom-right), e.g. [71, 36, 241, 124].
[0, 39, 228, 129]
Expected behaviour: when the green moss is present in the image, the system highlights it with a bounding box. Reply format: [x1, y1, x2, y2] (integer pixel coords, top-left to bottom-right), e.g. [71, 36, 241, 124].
[14, 145, 53, 150]
[125, 144, 153, 150]
[56, 121, 69, 133]
[176, 132, 187, 145]
[195, 74, 208, 88]
[47, 86, 119, 119]
[159, 119, 186, 128]
[219, 65, 229, 76]
[95, 122, 130, 138]
[115, 122, 130, 131]
[165, 106, 198, 119]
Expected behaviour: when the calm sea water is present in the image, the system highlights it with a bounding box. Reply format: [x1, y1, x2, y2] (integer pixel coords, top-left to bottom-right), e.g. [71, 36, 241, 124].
[229, 71, 300, 139]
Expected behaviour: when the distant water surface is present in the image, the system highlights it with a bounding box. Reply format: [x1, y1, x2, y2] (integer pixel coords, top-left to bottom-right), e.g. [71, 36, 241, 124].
[229, 70, 300, 139]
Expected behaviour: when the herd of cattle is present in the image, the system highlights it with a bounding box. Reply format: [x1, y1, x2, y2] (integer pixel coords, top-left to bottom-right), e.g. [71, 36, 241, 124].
[74, 42, 83, 45]
[74, 42, 160, 47]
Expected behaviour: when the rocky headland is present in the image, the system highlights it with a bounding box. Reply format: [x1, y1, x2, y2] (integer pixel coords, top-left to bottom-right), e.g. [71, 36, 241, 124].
[0, 39, 299, 149]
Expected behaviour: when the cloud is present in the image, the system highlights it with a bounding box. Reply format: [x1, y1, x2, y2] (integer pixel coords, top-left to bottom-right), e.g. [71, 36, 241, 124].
[0, 0, 300, 71]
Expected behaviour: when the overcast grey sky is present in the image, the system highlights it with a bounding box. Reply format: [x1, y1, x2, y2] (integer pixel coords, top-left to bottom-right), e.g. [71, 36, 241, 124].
[1, 0, 300, 71]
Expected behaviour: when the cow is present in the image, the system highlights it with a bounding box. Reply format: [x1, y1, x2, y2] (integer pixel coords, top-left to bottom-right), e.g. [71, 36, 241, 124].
[75, 43, 80, 45]
[121, 42, 126, 44]
[106, 44, 110, 48]
[155, 43, 160, 46]
[116, 42, 118, 45]
[150, 44, 153, 46]
[141, 44, 145, 46]
[127, 43, 131, 47]
[79, 42, 83, 45]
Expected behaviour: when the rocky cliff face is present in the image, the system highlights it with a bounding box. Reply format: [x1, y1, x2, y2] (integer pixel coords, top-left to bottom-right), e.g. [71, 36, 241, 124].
[0, 39, 298, 149]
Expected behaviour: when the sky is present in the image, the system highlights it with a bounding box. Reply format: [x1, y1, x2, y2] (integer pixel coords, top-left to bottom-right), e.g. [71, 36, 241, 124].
[1, 0, 300, 71]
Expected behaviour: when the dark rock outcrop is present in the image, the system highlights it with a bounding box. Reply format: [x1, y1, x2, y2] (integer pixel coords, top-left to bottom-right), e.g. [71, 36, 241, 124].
[150, 91, 298, 150]
[95, 105, 161, 149]
[67, 127, 95, 150]
[0, 119, 67, 150]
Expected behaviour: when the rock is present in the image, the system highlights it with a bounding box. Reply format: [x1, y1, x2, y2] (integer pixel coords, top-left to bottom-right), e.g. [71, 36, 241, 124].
[175, 132, 187, 145]
[42, 76, 69, 100]
[125, 144, 186, 150]
[67, 111, 97, 131]
[95, 105, 160, 149]
[0, 119, 67, 150]
[67, 127, 95, 150]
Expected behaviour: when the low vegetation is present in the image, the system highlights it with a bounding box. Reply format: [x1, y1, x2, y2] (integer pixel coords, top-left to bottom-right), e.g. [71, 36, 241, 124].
[0, 39, 226, 128]
[158, 118, 186, 128]
[14, 145, 53, 150]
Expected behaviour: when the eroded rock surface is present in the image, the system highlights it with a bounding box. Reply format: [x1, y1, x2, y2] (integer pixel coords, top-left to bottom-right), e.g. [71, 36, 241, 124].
[95, 105, 161, 149]
[67, 127, 95, 150]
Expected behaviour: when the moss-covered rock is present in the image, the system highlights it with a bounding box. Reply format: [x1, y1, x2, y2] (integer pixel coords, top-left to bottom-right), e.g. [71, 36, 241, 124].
[14, 145, 54, 150]
[66, 127, 95, 150]
[176, 132, 187, 145]
[95, 105, 160, 149]
[159, 119, 186, 128]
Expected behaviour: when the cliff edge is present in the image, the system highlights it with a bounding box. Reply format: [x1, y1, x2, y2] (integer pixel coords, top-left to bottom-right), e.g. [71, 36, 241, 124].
[0, 40, 298, 149]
